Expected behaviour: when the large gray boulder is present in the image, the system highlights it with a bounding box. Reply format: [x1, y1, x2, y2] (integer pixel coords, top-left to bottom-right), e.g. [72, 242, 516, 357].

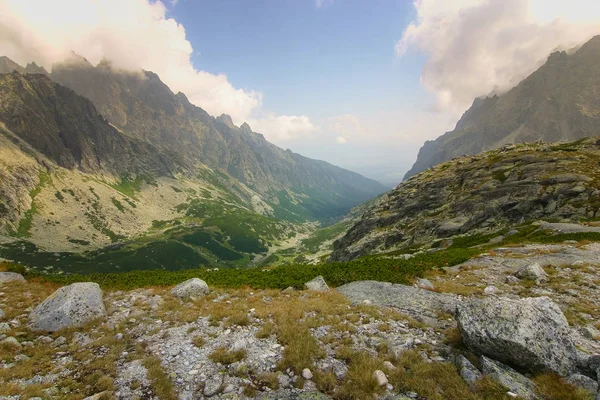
[481, 356, 538, 400]
[304, 276, 329, 292]
[170, 278, 209, 299]
[457, 296, 578, 375]
[28, 282, 106, 332]
[515, 263, 548, 283]
[0, 272, 25, 284]
[337, 280, 459, 325]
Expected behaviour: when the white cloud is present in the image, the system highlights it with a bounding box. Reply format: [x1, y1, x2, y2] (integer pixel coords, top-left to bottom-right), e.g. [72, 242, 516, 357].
[0, 0, 311, 134]
[315, 0, 334, 9]
[397, 0, 600, 112]
[248, 114, 316, 142]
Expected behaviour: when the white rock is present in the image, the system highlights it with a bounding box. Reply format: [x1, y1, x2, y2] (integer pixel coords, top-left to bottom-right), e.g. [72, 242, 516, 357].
[515, 263, 548, 283]
[484, 286, 498, 296]
[0, 272, 25, 284]
[302, 368, 313, 380]
[170, 278, 209, 300]
[416, 278, 434, 291]
[373, 370, 388, 386]
[304, 276, 329, 292]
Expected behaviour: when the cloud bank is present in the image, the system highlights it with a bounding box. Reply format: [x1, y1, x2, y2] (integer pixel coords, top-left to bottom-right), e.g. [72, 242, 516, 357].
[0, 0, 314, 139]
[397, 0, 600, 112]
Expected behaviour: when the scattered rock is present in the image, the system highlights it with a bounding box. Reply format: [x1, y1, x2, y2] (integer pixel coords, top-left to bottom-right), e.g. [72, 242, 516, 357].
[28, 282, 107, 332]
[515, 263, 548, 283]
[304, 276, 329, 292]
[203, 374, 223, 397]
[566, 373, 598, 396]
[373, 370, 388, 386]
[481, 356, 538, 400]
[302, 368, 313, 380]
[415, 278, 434, 291]
[0, 272, 25, 283]
[457, 296, 577, 375]
[456, 354, 482, 391]
[505, 275, 521, 284]
[170, 278, 209, 299]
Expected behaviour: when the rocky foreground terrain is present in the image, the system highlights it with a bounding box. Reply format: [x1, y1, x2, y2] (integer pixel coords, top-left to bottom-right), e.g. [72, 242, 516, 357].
[1, 239, 600, 400]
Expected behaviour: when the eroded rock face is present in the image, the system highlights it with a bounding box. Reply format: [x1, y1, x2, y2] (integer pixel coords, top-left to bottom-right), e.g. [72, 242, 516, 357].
[28, 282, 106, 332]
[457, 296, 578, 375]
[170, 278, 209, 299]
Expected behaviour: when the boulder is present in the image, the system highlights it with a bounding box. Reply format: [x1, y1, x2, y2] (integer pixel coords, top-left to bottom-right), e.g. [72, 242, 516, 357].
[337, 280, 460, 326]
[28, 282, 106, 332]
[456, 354, 483, 391]
[481, 356, 538, 400]
[515, 263, 548, 283]
[0, 272, 25, 284]
[304, 276, 329, 292]
[415, 278, 434, 291]
[170, 278, 209, 299]
[457, 296, 577, 375]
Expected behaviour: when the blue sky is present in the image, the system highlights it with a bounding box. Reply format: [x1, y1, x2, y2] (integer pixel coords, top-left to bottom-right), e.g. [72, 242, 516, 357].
[170, 0, 426, 119]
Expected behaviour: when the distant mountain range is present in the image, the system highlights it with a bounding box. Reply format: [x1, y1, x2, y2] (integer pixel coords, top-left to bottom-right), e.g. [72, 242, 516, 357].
[404, 35, 600, 179]
[0, 55, 385, 271]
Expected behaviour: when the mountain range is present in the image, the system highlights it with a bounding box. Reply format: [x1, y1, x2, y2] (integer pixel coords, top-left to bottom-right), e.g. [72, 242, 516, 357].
[404, 35, 600, 180]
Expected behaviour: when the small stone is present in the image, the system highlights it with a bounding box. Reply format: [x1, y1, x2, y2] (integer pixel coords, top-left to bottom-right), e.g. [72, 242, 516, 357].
[53, 336, 66, 347]
[505, 275, 520, 284]
[483, 286, 498, 296]
[383, 361, 396, 370]
[416, 278, 434, 291]
[304, 276, 329, 292]
[302, 368, 313, 380]
[170, 278, 209, 300]
[0, 322, 10, 333]
[506, 392, 518, 399]
[362, 299, 372, 305]
[515, 263, 548, 283]
[203, 375, 223, 397]
[0, 308, 4, 319]
[373, 370, 388, 386]
[14, 354, 30, 362]
[36, 336, 53, 344]
[115, 333, 124, 340]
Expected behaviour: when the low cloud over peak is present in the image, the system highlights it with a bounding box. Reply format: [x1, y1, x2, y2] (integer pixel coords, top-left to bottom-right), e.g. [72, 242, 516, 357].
[0, 0, 315, 141]
[397, 0, 600, 113]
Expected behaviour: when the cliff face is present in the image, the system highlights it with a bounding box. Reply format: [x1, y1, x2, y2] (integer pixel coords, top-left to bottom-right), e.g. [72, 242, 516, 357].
[50, 58, 386, 220]
[404, 35, 600, 180]
[330, 138, 600, 261]
[0, 72, 173, 176]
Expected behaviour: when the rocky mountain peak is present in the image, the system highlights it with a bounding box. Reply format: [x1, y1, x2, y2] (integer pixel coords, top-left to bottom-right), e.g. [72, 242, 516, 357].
[216, 113, 236, 129]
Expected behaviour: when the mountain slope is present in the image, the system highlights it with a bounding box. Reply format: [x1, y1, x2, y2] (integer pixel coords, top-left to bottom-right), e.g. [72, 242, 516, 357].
[49, 56, 386, 221]
[330, 138, 600, 261]
[405, 35, 600, 179]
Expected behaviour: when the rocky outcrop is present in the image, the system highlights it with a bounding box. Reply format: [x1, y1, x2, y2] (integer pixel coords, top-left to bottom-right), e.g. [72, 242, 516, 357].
[337, 280, 459, 325]
[405, 35, 600, 179]
[330, 137, 600, 261]
[457, 296, 578, 375]
[170, 278, 210, 300]
[304, 276, 330, 292]
[28, 282, 107, 331]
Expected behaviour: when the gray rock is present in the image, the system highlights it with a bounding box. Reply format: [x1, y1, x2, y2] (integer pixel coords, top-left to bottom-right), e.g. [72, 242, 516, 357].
[373, 370, 388, 386]
[481, 356, 538, 400]
[0, 272, 25, 284]
[456, 354, 482, 391]
[579, 326, 600, 340]
[515, 263, 548, 283]
[483, 286, 498, 296]
[337, 280, 459, 325]
[505, 275, 521, 284]
[1, 337, 20, 347]
[28, 282, 107, 332]
[0, 308, 4, 319]
[457, 296, 577, 375]
[170, 278, 209, 299]
[415, 278, 434, 291]
[566, 373, 598, 396]
[304, 276, 329, 292]
[302, 368, 313, 380]
[203, 375, 223, 397]
[0, 322, 9, 333]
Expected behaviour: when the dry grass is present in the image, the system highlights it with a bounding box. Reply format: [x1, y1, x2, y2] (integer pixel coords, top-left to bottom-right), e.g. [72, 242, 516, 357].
[209, 346, 247, 365]
[533, 373, 594, 400]
[253, 371, 280, 390]
[256, 321, 276, 338]
[192, 335, 206, 347]
[143, 355, 178, 400]
[334, 351, 385, 400]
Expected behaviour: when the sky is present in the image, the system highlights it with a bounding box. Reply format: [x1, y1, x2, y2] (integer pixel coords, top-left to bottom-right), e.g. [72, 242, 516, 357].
[1, 0, 600, 186]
